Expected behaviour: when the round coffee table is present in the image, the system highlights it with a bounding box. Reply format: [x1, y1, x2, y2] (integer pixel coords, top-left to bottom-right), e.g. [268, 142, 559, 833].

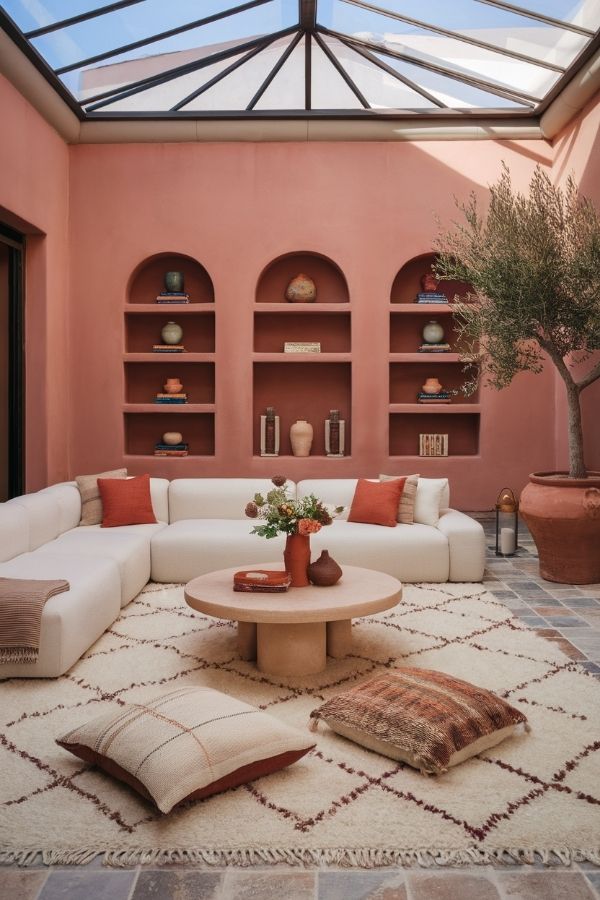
[184, 564, 402, 676]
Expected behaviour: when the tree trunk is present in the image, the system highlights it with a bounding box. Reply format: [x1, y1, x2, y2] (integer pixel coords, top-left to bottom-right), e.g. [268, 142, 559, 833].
[565, 381, 586, 479]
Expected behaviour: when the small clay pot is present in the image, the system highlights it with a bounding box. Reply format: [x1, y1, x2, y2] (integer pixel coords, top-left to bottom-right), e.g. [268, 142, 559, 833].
[285, 273, 316, 303]
[422, 377, 443, 395]
[164, 379, 183, 394]
[162, 431, 183, 446]
[308, 550, 342, 586]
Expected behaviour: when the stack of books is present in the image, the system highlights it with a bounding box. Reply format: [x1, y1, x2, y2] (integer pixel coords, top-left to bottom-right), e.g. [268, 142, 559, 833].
[154, 442, 189, 457]
[156, 292, 190, 304]
[417, 391, 453, 403]
[416, 292, 448, 304]
[418, 343, 451, 353]
[233, 570, 291, 593]
[152, 344, 185, 353]
[154, 393, 188, 404]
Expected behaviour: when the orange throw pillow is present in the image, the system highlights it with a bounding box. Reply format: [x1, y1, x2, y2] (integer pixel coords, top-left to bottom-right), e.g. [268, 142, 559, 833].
[348, 478, 406, 527]
[97, 474, 157, 527]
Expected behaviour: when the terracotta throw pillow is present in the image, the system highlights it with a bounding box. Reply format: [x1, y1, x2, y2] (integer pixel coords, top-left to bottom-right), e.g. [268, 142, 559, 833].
[75, 468, 127, 526]
[379, 473, 419, 524]
[57, 686, 315, 814]
[310, 667, 529, 774]
[347, 478, 406, 527]
[97, 473, 156, 527]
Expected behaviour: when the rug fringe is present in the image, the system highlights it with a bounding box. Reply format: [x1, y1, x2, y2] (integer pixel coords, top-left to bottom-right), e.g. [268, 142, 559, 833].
[2, 847, 599, 868]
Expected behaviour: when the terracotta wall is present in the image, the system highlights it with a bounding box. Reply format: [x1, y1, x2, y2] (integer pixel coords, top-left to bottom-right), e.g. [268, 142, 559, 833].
[0, 73, 70, 490]
[67, 138, 555, 508]
[551, 93, 600, 473]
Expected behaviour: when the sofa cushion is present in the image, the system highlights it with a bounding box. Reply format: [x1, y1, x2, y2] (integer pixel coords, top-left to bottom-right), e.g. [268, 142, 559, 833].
[310, 668, 528, 774]
[379, 473, 419, 524]
[437, 510, 486, 582]
[149, 478, 170, 524]
[309, 520, 449, 583]
[0, 553, 121, 678]
[414, 478, 450, 526]
[38, 527, 156, 606]
[0, 503, 29, 563]
[348, 478, 406, 527]
[76, 468, 128, 526]
[98, 474, 157, 528]
[40, 483, 81, 534]
[6, 493, 61, 551]
[151, 519, 287, 583]
[168, 479, 295, 522]
[57, 686, 315, 814]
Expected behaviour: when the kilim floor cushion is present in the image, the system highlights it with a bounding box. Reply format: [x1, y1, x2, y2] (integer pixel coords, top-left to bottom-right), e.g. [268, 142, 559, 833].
[0, 582, 599, 868]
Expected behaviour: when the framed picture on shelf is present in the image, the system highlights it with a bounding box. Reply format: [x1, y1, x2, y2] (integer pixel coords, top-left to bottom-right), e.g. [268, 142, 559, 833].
[419, 433, 449, 457]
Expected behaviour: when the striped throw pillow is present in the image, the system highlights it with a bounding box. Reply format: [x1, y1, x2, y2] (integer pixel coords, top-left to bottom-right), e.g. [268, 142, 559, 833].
[379, 473, 419, 524]
[58, 687, 315, 813]
[310, 667, 529, 774]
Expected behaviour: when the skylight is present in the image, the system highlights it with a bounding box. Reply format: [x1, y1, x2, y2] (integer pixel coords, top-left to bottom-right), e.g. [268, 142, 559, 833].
[1, 0, 599, 118]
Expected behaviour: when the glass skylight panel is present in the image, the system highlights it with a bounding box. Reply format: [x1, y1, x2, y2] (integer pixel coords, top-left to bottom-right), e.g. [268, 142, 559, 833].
[253, 38, 305, 109]
[311, 39, 365, 108]
[1, 0, 132, 34]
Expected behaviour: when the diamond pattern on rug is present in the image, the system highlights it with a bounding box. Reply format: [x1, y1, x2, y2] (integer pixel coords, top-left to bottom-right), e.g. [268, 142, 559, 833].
[1, 581, 599, 866]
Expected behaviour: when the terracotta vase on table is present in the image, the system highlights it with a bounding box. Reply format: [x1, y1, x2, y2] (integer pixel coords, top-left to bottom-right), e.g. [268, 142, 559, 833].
[283, 533, 311, 587]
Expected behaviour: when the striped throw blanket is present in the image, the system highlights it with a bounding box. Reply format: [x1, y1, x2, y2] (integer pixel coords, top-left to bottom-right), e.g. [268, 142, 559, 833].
[0, 578, 70, 664]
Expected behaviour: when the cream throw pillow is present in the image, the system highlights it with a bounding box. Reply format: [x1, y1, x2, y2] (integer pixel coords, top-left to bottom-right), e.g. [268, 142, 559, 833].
[379, 473, 419, 524]
[76, 468, 127, 526]
[57, 686, 315, 814]
[413, 477, 449, 526]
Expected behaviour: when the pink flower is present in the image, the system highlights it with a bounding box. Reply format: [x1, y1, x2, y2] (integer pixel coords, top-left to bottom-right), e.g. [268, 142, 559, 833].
[298, 518, 322, 535]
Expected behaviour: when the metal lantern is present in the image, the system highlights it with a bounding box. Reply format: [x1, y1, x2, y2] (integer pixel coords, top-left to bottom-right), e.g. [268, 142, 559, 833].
[495, 487, 519, 556]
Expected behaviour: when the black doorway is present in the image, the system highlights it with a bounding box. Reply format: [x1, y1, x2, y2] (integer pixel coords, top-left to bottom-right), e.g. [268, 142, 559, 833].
[0, 223, 24, 501]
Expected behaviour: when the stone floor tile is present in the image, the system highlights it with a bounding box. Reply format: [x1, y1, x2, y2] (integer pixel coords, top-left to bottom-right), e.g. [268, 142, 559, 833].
[407, 871, 501, 900]
[131, 869, 222, 899]
[0, 870, 48, 900]
[496, 871, 596, 899]
[516, 616, 549, 628]
[549, 589, 585, 598]
[221, 870, 316, 900]
[543, 615, 590, 628]
[532, 605, 569, 615]
[561, 597, 600, 608]
[580, 661, 600, 674]
[318, 870, 407, 899]
[583, 871, 600, 894]
[38, 869, 138, 900]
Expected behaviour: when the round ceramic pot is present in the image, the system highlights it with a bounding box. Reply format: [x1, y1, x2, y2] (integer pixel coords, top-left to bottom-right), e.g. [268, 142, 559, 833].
[308, 550, 342, 586]
[161, 321, 183, 345]
[290, 419, 313, 457]
[422, 377, 443, 395]
[285, 273, 317, 303]
[165, 271, 184, 293]
[164, 379, 183, 394]
[520, 471, 600, 584]
[422, 320, 445, 344]
[162, 431, 183, 446]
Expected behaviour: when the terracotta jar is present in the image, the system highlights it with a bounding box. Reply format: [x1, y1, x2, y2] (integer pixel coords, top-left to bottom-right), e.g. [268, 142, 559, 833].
[520, 471, 600, 584]
[308, 550, 342, 586]
[285, 274, 316, 303]
[283, 533, 311, 587]
[290, 419, 313, 457]
[421, 377, 443, 395]
[164, 378, 183, 394]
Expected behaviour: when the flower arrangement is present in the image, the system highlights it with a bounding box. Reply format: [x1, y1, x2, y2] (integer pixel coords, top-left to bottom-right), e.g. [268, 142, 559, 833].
[244, 476, 342, 539]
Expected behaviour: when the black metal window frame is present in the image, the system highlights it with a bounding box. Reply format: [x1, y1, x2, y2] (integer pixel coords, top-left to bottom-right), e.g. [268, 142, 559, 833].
[0, 223, 25, 499]
[0, 0, 599, 120]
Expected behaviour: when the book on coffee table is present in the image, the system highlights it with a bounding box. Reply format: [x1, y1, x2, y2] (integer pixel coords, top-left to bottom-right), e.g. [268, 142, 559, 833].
[233, 570, 291, 592]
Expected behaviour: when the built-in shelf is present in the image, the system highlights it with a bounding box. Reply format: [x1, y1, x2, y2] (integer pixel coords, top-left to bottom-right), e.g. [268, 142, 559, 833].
[389, 303, 452, 314]
[128, 253, 214, 305]
[123, 404, 215, 414]
[255, 303, 352, 314]
[125, 305, 216, 314]
[125, 312, 215, 354]
[256, 252, 349, 304]
[389, 353, 462, 363]
[389, 411, 480, 456]
[254, 310, 351, 353]
[124, 411, 215, 457]
[124, 353, 215, 363]
[252, 352, 352, 363]
[389, 404, 481, 414]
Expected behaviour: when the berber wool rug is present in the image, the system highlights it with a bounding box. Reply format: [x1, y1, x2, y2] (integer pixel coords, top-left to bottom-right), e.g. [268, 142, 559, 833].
[1, 581, 599, 868]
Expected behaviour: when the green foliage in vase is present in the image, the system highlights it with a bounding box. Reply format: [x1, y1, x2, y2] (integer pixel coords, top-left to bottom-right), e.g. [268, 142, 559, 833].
[244, 477, 343, 539]
[434, 164, 600, 478]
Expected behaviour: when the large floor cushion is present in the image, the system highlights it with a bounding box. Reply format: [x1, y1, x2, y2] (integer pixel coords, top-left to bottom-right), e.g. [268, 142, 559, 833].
[36, 525, 164, 606]
[310, 520, 450, 583]
[151, 520, 287, 583]
[0, 553, 121, 678]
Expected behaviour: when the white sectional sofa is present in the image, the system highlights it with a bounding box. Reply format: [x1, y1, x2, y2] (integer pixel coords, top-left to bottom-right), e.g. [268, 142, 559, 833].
[0, 477, 485, 678]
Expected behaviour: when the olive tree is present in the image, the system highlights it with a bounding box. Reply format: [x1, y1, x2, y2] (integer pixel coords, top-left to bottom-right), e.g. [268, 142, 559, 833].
[434, 164, 600, 478]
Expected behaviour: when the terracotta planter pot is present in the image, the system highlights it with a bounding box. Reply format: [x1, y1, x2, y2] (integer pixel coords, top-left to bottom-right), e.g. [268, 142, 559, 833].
[308, 550, 342, 586]
[520, 471, 600, 584]
[283, 533, 311, 587]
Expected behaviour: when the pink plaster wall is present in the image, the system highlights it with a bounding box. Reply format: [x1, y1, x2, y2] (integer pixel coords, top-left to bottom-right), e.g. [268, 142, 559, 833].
[0, 73, 70, 490]
[67, 139, 555, 508]
[552, 93, 600, 473]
